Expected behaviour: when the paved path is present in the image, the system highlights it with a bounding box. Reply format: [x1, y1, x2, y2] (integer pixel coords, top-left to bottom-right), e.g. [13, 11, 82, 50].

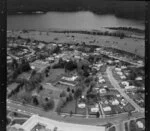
[106, 66, 144, 113]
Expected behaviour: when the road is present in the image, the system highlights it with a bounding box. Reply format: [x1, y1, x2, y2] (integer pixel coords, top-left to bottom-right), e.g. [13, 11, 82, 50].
[7, 99, 144, 127]
[106, 66, 144, 113]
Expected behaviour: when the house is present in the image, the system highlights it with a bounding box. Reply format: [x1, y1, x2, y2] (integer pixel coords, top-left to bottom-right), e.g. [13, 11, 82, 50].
[99, 79, 105, 84]
[121, 66, 127, 69]
[7, 56, 12, 64]
[120, 75, 126, 80]
[121, 81, 129, 86]
[90, 104, 99, 113]
[112, 99, 119, 105]
[115, 68, 121, 71]
[99, 89, 107, 94]
[116, 71, 123, 76]
[103, 106, 111, 112]
[135, 77, 143, 81]
[78, 103, 86, 109]
[10, 115, 106, 131]
[125, 86, 135, 90]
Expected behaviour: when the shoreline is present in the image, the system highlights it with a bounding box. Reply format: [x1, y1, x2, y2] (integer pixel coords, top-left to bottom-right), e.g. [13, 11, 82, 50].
[7, 28, 144, 40]
[7, 29, 145, 58]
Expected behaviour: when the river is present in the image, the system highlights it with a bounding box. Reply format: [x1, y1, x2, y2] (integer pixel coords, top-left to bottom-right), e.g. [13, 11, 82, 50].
[7, 11, 144, 31]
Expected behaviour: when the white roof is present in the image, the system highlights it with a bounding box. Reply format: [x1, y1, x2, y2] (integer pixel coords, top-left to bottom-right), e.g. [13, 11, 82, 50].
[99, 79, 105, 83]
[121, 81, 129, 86]
[91, 107, 99, 113]
[112, 99, 119, 105]
[62, 76, 78, 81]
[136, 121, 144, 129]
[116, 71, 123, 76]
[120, 75, 126, 79]
[121, 66, 127, 69]
[115, 68, 121, 71]
[103, 106, 111, 112]
[99, 89, 106, 94]
[135, 77, 143, 81]
[125, 86, 135, 89]
[78, 103, 86, 109]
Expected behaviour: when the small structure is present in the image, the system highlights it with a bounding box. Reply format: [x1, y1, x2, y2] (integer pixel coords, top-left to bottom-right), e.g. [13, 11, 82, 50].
[103, 106, 111, 112]
[135, 77, 143, 81]
[78, 103, 86, 109]
[121, 81, 129, 86]
[112, 99, 119, 105]
[120, 75, 126, 80]
[99, 79, 105, 84]
[99, 89, 107, 94]
[115, 68, 121, 71]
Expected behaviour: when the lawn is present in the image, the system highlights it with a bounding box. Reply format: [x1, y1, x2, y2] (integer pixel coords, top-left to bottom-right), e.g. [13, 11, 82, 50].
[7, 117, 11, 126]
[123, 103, 135, 112]
[61, 100, 86, 115]
[55, 83, 76, 90]
[108, 126, 116, 131]
[124, 122, 129, 131]
[11, 119, 27, 125]
[9, 112, 30, 118]
[44, 68, 65, 83]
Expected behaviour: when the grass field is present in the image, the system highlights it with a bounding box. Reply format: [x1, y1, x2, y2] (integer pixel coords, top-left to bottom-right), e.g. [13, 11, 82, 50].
[11, 119, 27, 125]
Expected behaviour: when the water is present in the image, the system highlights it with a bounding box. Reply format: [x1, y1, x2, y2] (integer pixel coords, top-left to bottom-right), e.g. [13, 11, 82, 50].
[7, 11, 144, 31]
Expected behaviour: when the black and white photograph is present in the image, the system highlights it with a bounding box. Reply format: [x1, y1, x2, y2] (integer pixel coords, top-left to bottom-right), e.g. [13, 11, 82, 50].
[4, 0, 147, 131]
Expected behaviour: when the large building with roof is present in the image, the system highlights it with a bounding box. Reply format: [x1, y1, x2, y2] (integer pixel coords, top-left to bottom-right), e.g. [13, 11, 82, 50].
[9, 115, 106, 131]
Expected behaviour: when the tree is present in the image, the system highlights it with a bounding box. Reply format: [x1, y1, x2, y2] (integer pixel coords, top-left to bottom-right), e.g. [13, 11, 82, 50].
[20, 92, 32, 104]
[70, 110, 73, 117]
[72, 89, 75, 94]
[74, 88, 82, 113]
[128, 111, 132, 119]
[33, 97, 39, 106]
[42, 98, 55, 111]
[37, 85, 43, 93]
[65, 60, 77, 71]
[12, 59, 18, 70]
[96, 112, 100, 118]
[30, 70, 37, 79]
[67, 87, 70, 92]
[60, 90, 67, 98]
[53, 127, 58, 131]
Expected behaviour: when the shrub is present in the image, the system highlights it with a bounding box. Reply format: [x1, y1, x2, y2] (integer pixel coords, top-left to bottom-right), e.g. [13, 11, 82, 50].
[56, 97, 67, 114]
[32, 97, 39, 106]
[42, 98, 55, 111]
[67, 87, 70, 92]
[72, 89, 75, 94]
[60, 90, 67, 98]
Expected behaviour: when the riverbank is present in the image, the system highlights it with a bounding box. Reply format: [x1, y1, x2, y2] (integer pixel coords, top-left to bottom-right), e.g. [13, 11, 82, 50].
[7, 29, 145, 57]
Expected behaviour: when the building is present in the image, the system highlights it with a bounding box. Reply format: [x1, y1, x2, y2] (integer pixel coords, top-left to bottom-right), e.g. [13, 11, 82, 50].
[10, 115, 106, 131]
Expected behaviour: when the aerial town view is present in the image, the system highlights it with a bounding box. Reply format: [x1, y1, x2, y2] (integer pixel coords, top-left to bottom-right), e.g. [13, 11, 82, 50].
[7, 1, 145, 131]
